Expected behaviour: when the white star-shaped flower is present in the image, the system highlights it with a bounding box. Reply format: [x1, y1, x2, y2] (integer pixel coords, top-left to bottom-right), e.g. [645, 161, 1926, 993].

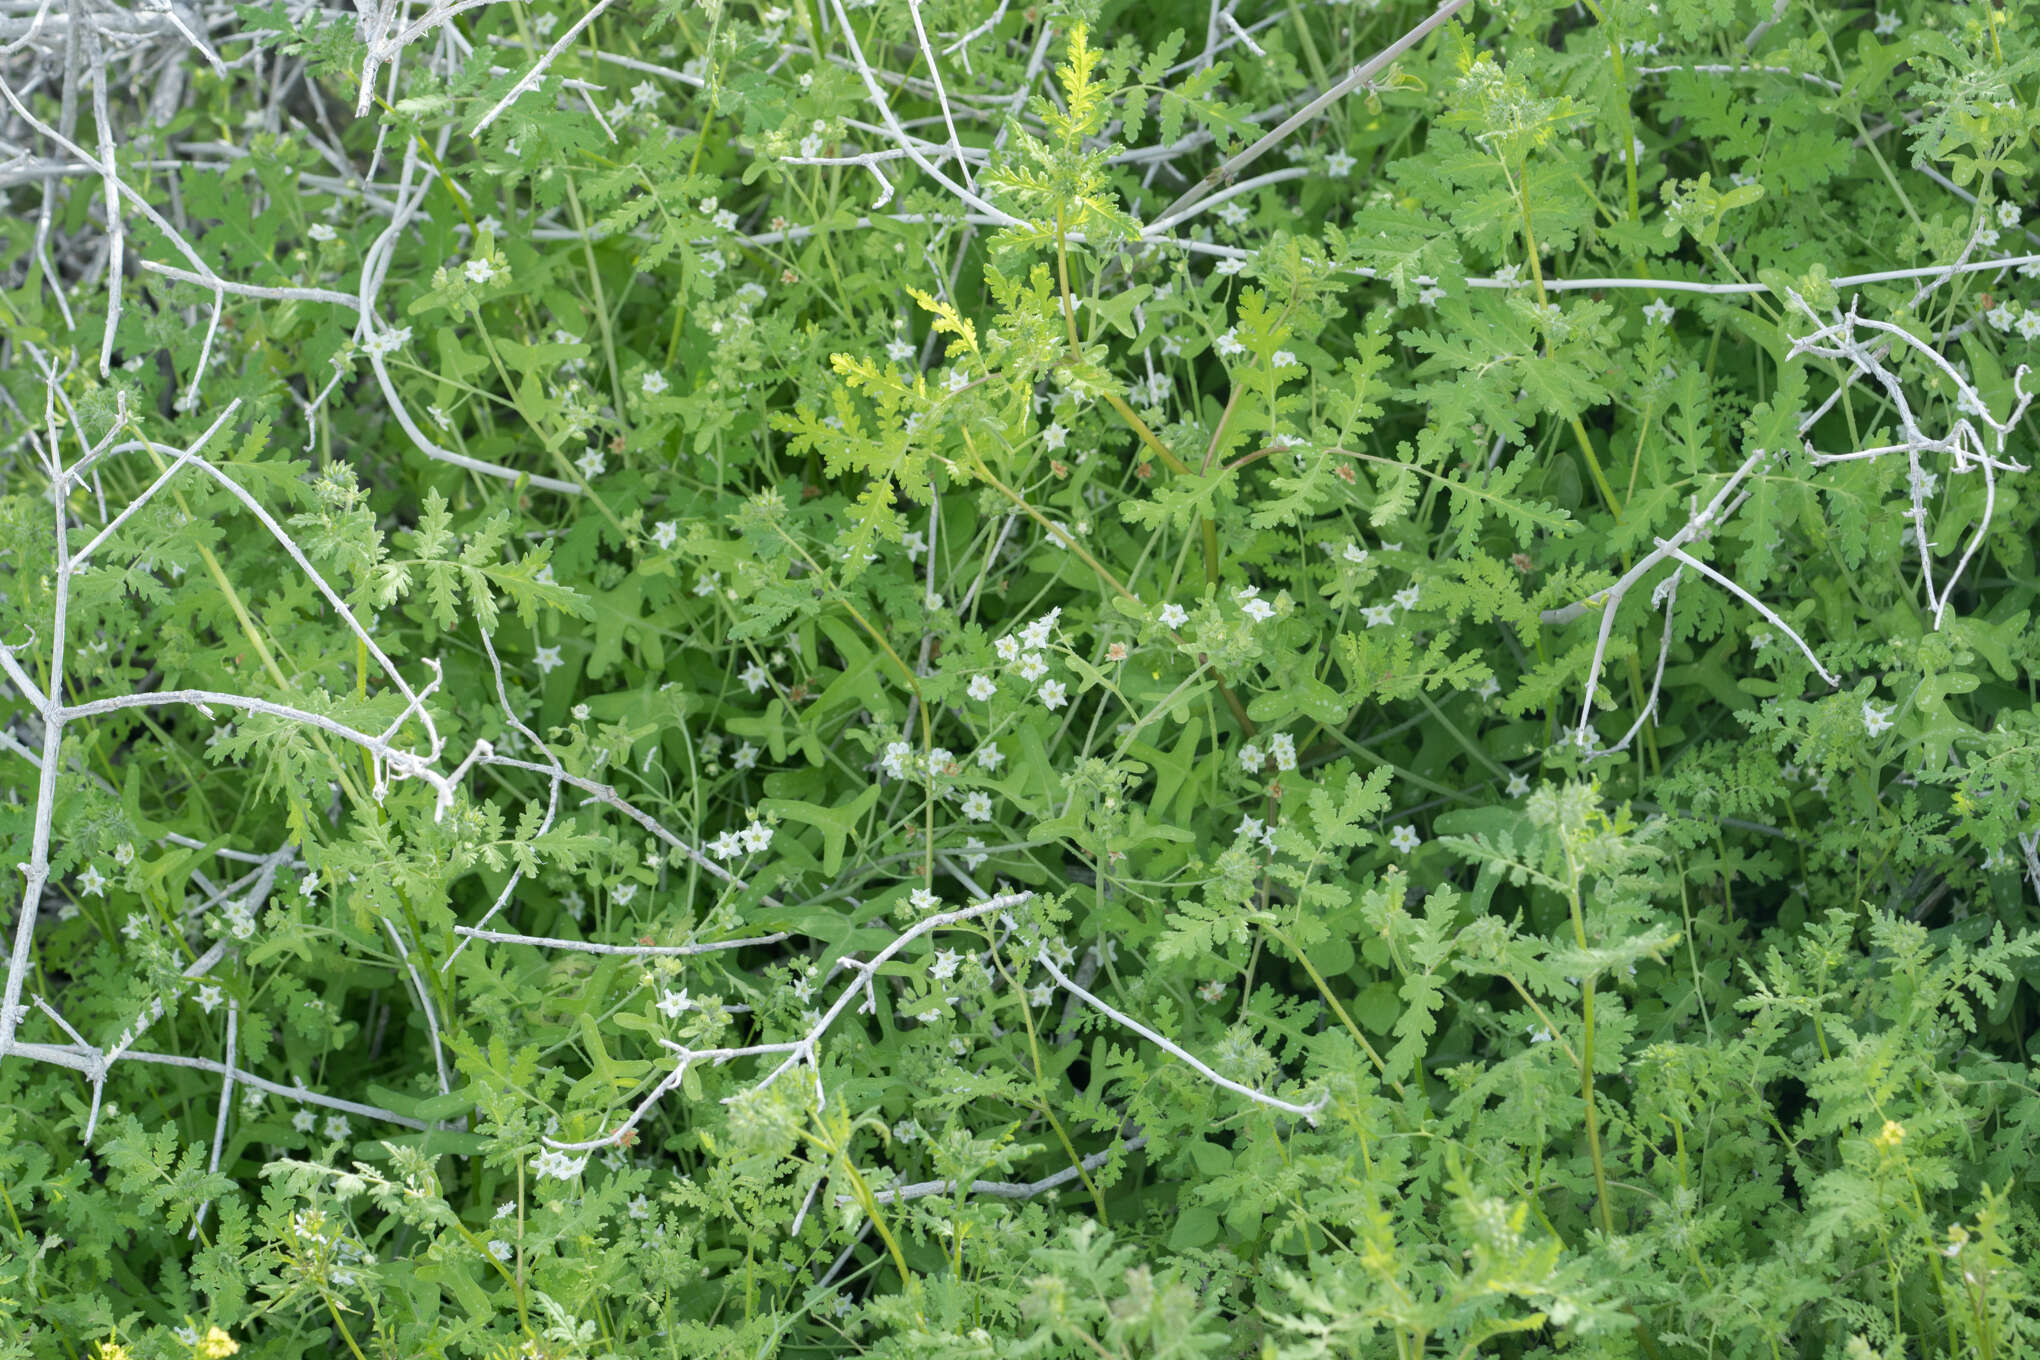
[1042, 423, 1067, 450]
[1389, 825, 1422, 854]
[1362, 604, 1395, 627]
[657, 989, 692, 1018]
[967, 674, 996, 701]
[740, 662, 770, 694]
[465, 258, 496, 285]
[1873, 10, 1899, 36]
[1325, 150, 1356, 177]
[534, 645, 563, 675]
[642, 371, 669, 396]
[197, 984, 223, 1014]
[962, 791, 993, 820]
[1862, 702, 1895, 737]
[292, 1108, 317, 1134]
[1643, 298, 1676, 326]
[1039, 679, 1068, 710]
[78, 865, 107, 897]
[1506, 772, 1531, 798]
[1159, 603, 1188, 629]
[1242, 598, 1274, 622]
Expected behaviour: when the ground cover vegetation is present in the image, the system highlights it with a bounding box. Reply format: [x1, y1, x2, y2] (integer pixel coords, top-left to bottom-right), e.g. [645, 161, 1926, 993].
[3, 0, 2040, 1354]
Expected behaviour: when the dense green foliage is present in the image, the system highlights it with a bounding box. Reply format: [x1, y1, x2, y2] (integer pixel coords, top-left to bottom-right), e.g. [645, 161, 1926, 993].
[5, 0, 2040, 1356]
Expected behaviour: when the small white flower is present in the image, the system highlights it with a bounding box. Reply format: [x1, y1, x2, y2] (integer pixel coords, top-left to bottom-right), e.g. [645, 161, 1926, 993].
[1997, 201, 2021, 229]
[1873, 9, 1899, 36]
[642, 371, 669, 396]
[1216, 258, 1247, 276]
[1271, 350, 1298, 369]
[1528, 1025, 1554, 1044]
[967, 674, 997, 701]
[1159, 602, 1188, 629]
[910, 887, 940, 913]
[1394, 584, 1420, 610]
[1269, 733, 1297, 772]
[78, 865, 107, 897]
[1325, 149, 1357, 177]
[1238, 744, 1265, 773]
[1643, 298, 1676, 326]
[1243, 598, 1274, 622]
[1507, 772, 1531, 798]
[732, 742, 759, 770]
[740, 662, 770, 695]
[490, 1239, 514, 1262]
[577, 448, 606, 479]
[197, 984, 224, 1014]
[657, 989, 692, 1018]
[886, 337, 915, 363]
[324, 1114, 351, 1141]
[1389, 824, 1422, 854]
[1863, 702, 1895, 737]
[1017, 653, 1049, 682]
[1039, 679, 1068, 710]
[1042, 422, 1067, 450]
[962, 791, 994, 821]
[975, 744, 1004, 771]
[292, 1107, 317, 1134]
[1342, 543, 1369, 565]
[465, 257, 497, 285]
[1478, 676, 1501, 701]
[741, 821, 773, 853]
[1020, 609, 1060, 650]
[1362, 604, 1395, 627]
[534, 646, 563, 675]
[1214, 328, 1245, 358]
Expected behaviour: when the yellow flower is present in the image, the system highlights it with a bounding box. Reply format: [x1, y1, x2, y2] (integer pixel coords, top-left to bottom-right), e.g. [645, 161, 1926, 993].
[96, 1343, 133, 1360]
[195, 1327, 240, 1359]
[1872, 1119, 1906, 1151]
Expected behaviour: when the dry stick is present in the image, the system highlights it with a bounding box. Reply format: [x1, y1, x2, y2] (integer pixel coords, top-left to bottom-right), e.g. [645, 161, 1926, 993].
[469, 0, 619, 137]
[453, 926, 790, 957]
[1148, 0, 1470, 230]
[542, 892, 1035, 1151]
[188, 999, 236, 1237]
[440, 627, 564, 970]
[1035, 951, 1327, 1124]
[859, 1134, 1150, 1206]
